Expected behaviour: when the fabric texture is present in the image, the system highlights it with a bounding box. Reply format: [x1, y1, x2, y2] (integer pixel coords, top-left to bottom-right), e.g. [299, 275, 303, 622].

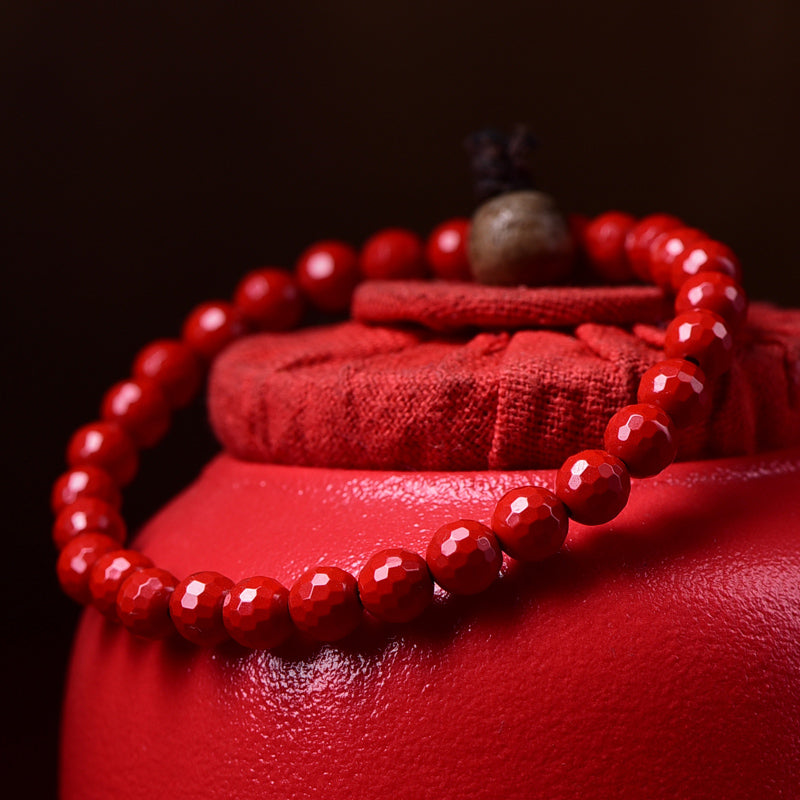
[209, 282, 800, 470]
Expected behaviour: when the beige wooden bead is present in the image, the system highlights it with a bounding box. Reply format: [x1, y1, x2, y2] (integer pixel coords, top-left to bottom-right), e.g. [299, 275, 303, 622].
[468, 190, 574, 286]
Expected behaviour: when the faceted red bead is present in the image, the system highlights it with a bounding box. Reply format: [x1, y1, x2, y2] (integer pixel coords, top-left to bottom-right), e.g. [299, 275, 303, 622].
[491, 486, 569, 562]
[288, 566, 362, 642]
[555, 450, 631, 526]
[357, 549, 434, 623]
[675, 272, 748, 331]
[670, 239, 742, 292]
[222, 576, 293, 649]
[67, 421, 138, 487]
[169, 571, 234, 647]
[117, 567, 179, 639]
[583, 211, 637, 283]
[361, 228, 428, 280]
[132, 339, 203, 409]
[647, 227, 705, 290]
[234, 268, 304, 331]
[624, 213, 683, 282]
[51, 465, 120, 515]
[52, 497, 127, 550]
[182, 301, 247, 361]
[604, 403, 678, 478]
[664, 309, 734, 380]
[426, 519, 503, 595]
[89, 549, 153, 620]
[425, 218, 472, 281]
[57, 533, 119, 604]
[295, 240, 360, 313]
[637, 358, 711, 428]
[100, 377, 171, 448]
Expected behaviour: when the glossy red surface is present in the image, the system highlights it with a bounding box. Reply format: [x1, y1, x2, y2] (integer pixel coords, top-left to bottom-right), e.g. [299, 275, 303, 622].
[66, 421, 138, 487]
[624, 213, 682, 281]
[295, 240, 360, 313]
[670, 239, 742, 292]
[51, 465, 121, 514]
[490, 485, 569, 562]
[556, 449, 631, 525]
[116, 567, 178, 639]
[53, 496, 127, 550]
[100, 377, 171, 448]
[360, 228, 427, 280]
[425, 218, 472, 281]
[222, 576, 293, 650]
[181, 301, 247, 361]
[357, 548, 433, 623]
[62, 452, 800, 800]
[636, 358, 711, 428]
[675, 272, 748, 331]
[426, 519, 503, 595]
[89, 549, 154, 620]
[56, 532, 118, 604]
[132, 339, 203, 409]
[664, 309, 734, 379]
[288, 566, 362, 641]
[234, 268, 304, 331]
[647, 227, 705, 290]
[582, 211, 636, 283]
[169, 571, 234, 646]
[604, 403, 677, 478]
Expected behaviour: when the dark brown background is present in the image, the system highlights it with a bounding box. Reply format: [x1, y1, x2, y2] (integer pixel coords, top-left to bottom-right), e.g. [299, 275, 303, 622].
[3, 1, 799, 795]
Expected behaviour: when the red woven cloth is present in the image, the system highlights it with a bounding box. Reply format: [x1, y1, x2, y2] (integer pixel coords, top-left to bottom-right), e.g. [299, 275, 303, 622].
[209, 283, 800, 470]
[353, 281, 674, 330]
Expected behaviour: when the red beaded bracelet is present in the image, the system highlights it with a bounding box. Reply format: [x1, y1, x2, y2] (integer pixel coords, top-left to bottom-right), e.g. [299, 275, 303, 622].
[53, 211, 747, 648]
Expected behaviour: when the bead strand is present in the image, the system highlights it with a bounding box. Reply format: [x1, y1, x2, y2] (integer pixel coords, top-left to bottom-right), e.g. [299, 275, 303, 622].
[54, 211, 748, 648]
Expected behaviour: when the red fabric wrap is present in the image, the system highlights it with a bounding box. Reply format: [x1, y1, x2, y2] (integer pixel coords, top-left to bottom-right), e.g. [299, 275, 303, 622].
[353, 280, 674, 330]
[209, 283, 800, 470]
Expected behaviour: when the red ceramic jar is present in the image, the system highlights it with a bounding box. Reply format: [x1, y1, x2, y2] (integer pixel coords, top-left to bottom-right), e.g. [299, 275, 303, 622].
[60, 278, 800, 800]
[61, 450, 800, 800]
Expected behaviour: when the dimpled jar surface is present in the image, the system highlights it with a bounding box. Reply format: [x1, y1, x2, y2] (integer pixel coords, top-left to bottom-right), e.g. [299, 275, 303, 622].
[62, 451, 800, 800]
